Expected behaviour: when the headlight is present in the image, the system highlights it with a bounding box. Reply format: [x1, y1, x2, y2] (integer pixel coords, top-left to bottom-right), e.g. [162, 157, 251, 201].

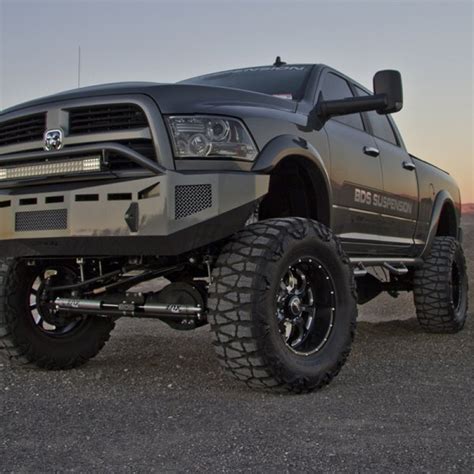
[166, 116, 258, 161]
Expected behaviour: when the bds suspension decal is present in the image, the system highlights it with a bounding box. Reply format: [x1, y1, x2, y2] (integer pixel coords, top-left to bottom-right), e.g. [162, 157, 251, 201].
[354, 188, 413, 215]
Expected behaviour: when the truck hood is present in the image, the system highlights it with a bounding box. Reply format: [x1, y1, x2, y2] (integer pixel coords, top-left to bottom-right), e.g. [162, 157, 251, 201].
[2, 82, 298, 115]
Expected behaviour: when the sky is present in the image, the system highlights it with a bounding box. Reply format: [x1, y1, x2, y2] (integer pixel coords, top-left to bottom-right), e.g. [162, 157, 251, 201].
[0, 0, 473, 201]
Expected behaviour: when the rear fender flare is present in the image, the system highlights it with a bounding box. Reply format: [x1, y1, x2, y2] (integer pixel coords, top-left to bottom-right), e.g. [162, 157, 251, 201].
[420, 190, 458, 258]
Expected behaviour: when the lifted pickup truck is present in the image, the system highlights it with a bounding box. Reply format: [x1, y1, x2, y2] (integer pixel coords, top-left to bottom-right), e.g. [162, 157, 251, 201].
[0, 59, 468, 392]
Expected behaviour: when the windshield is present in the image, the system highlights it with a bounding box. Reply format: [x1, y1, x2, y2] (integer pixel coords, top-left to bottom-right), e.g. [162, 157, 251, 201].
[180, 65, 314, 101]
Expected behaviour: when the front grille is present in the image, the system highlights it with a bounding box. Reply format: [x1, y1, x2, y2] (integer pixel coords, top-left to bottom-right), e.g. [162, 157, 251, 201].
[0, 113, 46, 147]
[104, 140, 156, 171]
[126, 140, 156, 160]
[0, 103, 156, 182]
[15, 209, 68, 232]
[175, 184, 212, 220]
[69, 104, 148, 135]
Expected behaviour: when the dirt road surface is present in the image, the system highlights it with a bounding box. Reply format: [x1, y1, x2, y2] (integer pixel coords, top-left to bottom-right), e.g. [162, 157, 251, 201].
[1, 215, 472, 472]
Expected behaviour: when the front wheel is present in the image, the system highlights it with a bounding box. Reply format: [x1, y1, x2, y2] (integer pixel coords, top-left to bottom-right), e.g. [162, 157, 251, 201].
[0, 258, 114, 369]
[208, 218, 357, 393]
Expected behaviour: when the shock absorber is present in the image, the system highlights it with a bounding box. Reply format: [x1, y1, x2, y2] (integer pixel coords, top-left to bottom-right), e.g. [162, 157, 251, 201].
[54, 296, 203, 320]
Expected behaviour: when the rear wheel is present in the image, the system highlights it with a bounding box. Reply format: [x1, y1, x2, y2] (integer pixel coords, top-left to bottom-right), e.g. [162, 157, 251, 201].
[208, 218, 357, 393]
[0, 258, 114, 369]
[414, 237, 469, 333]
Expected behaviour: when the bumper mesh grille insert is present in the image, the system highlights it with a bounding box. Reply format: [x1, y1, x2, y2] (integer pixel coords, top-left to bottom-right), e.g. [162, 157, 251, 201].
[0, 113, 46, 147]
[175, 184, 212, 220]
[15, 209, 68, 232]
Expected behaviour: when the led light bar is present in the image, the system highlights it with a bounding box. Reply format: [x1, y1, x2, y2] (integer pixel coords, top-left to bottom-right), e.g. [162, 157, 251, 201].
[0, 156, 102, 181]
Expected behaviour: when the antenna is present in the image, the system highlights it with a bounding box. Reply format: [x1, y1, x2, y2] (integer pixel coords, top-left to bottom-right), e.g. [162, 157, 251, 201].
[77, 46, 81, 88]
[273, 56, 287, 67]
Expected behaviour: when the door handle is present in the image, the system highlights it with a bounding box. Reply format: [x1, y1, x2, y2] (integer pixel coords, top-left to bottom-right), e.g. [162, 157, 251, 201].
[363, 146, 380, 157]
[402, 161, 416, 171]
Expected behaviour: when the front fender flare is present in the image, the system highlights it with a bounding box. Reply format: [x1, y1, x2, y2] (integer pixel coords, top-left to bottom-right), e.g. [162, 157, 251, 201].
[251, 135, 333, 222]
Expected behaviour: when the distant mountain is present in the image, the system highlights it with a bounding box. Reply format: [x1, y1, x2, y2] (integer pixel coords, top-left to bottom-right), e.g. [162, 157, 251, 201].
[462, 203, 474, 215]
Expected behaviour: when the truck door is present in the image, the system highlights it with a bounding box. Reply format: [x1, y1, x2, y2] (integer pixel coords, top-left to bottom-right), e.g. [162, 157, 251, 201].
[355, 86, 419, 253]
[319, 71, 385, 255]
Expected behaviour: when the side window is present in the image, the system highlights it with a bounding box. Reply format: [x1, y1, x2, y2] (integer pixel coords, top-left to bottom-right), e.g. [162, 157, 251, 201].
[355, 86, 399, 146]
[320, 73, 364, 131]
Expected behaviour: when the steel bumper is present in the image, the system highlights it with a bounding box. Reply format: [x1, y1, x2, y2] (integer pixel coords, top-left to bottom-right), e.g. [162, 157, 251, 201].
[0, 171, 269, 257]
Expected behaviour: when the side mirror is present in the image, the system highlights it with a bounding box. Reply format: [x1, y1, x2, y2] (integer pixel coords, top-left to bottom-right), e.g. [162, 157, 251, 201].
[373, 70, 403, 114]
[315, 69, 403, 122]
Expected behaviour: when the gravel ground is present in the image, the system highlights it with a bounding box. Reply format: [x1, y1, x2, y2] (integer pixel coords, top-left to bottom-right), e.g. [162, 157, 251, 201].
[1, 215, 473, 473]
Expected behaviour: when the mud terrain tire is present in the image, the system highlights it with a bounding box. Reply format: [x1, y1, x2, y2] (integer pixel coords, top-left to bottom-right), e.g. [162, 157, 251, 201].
[414, 236, 468, 333]
[208, 218, 357, 393]
[0, 258, 114, 369]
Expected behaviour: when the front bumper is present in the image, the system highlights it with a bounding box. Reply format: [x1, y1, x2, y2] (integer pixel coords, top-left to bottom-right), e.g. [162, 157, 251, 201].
[0, 171, 269, 257]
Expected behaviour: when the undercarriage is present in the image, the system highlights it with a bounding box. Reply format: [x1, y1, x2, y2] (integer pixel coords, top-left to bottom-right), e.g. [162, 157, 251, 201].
[24, 256, 212, 335]
[21, 250, 420, 338]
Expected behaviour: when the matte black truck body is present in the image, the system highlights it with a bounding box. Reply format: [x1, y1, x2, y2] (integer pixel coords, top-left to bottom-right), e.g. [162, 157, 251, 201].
[0, 62, 468, 392]
[0, 64, 461, 264]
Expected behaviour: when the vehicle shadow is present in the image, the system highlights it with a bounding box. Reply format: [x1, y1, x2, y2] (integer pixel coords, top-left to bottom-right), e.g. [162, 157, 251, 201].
[66, 314, 469, 398]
